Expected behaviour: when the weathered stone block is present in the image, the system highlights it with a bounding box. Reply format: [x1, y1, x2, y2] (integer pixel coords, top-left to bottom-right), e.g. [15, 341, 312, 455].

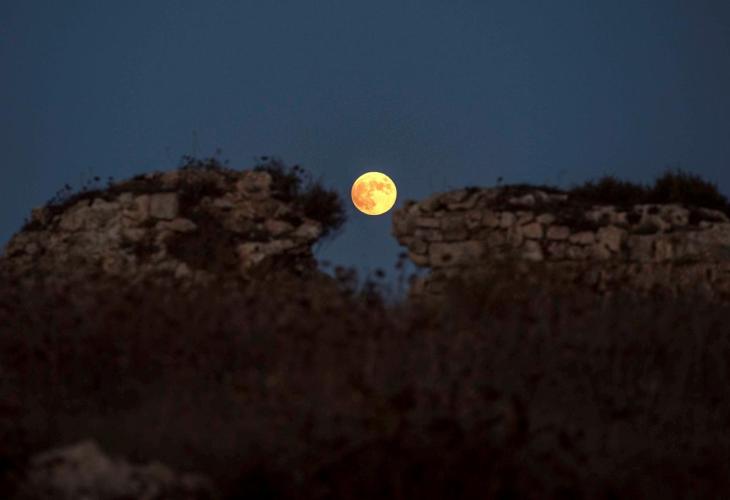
[465, 210, 483, 229]
[415, 217, 440, 228]
[58, 202, 89, 231]
[149, 193, 179, 220]
[121, 227, 147, 243]
[409, 238, 428, 254]
[591, 243, 612, 260]
[430, 241, 484, 267]
[522, 222, 544, 239]
[414, 228, 443, 242]
[443, 228, 469, 241]
[264, 219, 294, 236]
[441, 215, 465, 231]
[566, 245, 590, 260]
[509, 194, 535, 207]
[485, 230, 506, 247]
[627, 236, 655, 262]
[293, 221, 322, 240]
[569, 231, 596, 245]
[409, 251, 429, 267]
[596, 225, 626, 252]
[662, 206, 689, 226]
[516, 211, 534, 225]
[505, 226, 524, 247]
[638, 214, 670, 233]
[158, 218, 197, 233]
[536, 213, 556, 225]
[500, 212, 516, 228]
[546, 225, 570, 240]
[654, 238, 674, 261]
[546, 241, 567, 259]
[482, 210, 501, 227]
[522, 240, 544, 261]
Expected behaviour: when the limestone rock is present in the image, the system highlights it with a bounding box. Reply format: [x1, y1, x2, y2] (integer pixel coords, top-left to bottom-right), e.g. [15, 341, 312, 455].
[416, 217, 440, 228]
[17, 440, 215, 500]
[516, 211, 534, 225]
[482, 210, 501, 227]
[389, 184, 730, 300]
[536, 213, 556, 225]
[292, 221, 322, 240]
[522, 240, 544, 261]
[546, 225, 570, 240]
[569, 231, 596, 245]
[430, 241, 484, 267]
[264, 219, 294, 236]
[1, 166, 329, 286]
[149, 193, 179, 220]
[596, 225, 626, 252]
[509, 193, 535, 207]
[521, 222, 544, 239]
[500, 212, 516, 228]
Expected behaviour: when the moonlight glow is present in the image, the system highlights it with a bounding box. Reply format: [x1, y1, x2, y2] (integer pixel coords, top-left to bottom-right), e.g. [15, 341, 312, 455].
[351, 171, 397, 215]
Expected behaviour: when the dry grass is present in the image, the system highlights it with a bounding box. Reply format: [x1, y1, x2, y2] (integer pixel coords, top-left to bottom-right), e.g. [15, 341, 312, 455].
[1, 261, 729, 499]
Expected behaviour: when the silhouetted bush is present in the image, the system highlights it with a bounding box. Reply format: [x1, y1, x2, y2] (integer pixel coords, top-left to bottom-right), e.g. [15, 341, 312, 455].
[254, 156, 347, 239]
[569, 175, 650, 206]
[567, 168, 730, 215]
[649, 168, 730, 213]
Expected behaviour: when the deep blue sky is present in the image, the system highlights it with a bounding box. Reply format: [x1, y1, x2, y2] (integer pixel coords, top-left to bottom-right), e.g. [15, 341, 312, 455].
[2, 0, 730, 283]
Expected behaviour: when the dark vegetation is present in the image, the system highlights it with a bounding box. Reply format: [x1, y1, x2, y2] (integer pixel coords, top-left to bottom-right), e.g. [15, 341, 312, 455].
[2, 259, 730, 499]
[566, 168, 730, 215]
[487, 168, 730, 221]
[253, 156, 346, 240]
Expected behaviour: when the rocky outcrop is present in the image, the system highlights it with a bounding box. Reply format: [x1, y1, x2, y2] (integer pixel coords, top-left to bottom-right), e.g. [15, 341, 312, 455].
[1, 166, 327, 287]
[392, 186, 730, 299]
[14, 440, 215, 499]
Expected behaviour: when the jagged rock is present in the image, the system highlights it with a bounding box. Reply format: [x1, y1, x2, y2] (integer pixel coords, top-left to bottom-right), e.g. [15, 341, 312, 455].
[149, 193, 179, 220]
[482, 210, 501, 228]
[500, 212, 516, 228]
[546, 241, 568, 259]
[509, 194, 535, 207]
[414, 228, 443, 242]
[408, 238, 428, 254]
[522, 240, 544, 261]
[536, 213, 556, 225]
[521, 222, 543, 239]
[157, 218, 198, 233]
[464, 210, 483, 229]
[16, 440, 215, 500]
[516, 211, 534, 225]
[264, 219, 294, 237]
[430, 241, 484, 267]
[415, 217, 440, 228]
[596, 225, 626, 252]
[409, 251, 429, 267]
[546, 225, 570, 240]
[1, 167, 328, 287]
[569, 231, 596, 245]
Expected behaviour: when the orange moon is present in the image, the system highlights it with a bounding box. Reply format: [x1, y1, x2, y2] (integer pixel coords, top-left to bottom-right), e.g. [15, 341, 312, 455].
[351, 171, 397, 215]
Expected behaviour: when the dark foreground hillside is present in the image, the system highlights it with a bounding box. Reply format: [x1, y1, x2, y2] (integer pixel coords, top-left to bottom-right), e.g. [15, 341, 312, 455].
[1, 264, 729, 499]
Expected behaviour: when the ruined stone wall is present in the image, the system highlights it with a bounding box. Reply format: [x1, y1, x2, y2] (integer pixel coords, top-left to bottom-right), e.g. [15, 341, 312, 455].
[1, 167, 326, 287]
[392, 186, 730, 299]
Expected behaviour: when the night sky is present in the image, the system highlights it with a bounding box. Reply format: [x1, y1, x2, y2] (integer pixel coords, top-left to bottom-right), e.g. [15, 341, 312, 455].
[3, 1, 730, 282]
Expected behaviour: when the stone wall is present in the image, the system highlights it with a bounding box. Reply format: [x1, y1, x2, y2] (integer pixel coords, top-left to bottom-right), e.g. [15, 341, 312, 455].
[1, 166, 327, 287]
[392, 186, 730, 299]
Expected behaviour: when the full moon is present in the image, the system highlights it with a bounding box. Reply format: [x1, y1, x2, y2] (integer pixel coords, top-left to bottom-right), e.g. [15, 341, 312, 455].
[351, 171, 397, 215]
